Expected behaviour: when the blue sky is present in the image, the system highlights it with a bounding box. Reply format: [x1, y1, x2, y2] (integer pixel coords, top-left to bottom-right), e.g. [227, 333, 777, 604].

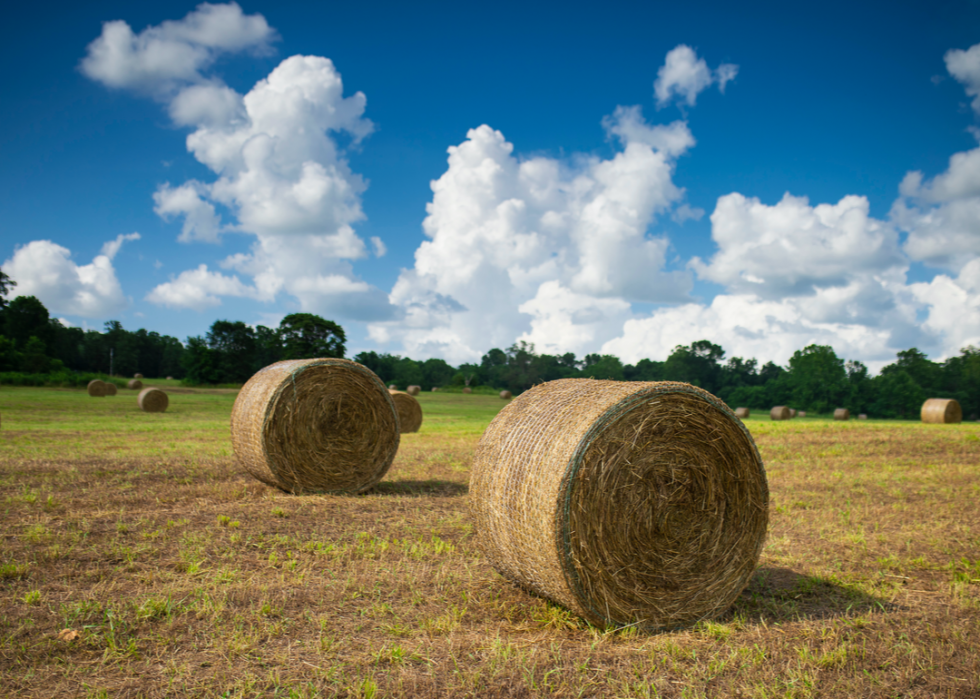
[2, 0, 979, 370]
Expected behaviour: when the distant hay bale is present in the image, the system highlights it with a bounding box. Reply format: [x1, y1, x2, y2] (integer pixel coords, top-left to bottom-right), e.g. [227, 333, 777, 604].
[231, 358, 399, 494]
[470, 379, 768, 631]
[431, 387, 439, 392]
[388, 389, 423, 433]
[104, 382, 117, 396]
[500, 390, 513, 400]
[166, 376, 174, 380]
[858, 413, 868, 420]
[138, 387, 169, 413]
[134, 373, 143, 379]
[798, 411, 806, 418]
[388, 384, 397, 390]
[789, 408, 798, 418]
[734, 407, 750, 419]
[406, 385, 421, 396]
[87, 379, 107, 397]
[921, 398, 962, 424]
[770, 406, 791, 421]
[833, 408, 850, 421]
[128, 379, 143, 390]
[462, 387, 473, 394]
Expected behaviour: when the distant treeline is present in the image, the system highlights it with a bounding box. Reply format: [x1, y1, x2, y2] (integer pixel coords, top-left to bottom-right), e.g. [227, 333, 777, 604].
[1, 271, 976, 419]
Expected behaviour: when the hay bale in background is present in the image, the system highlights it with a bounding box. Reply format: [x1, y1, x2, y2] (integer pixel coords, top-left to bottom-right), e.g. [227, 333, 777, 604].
[431, 387, 440, 392]
[500, 390, 513, 400]
[462, 387, 473, 394]
[166, 376, 174, 380]
[770, 406, 791, 421]
[138, 388, 168, 413]
[231, 358, 399, 494]
[735, 407, 750, 419]
[128, 379, 143, 390]
[471, 379, 768, 631]
[134, 373, 143, 379]
[921, 398, 962, 424]
[104, 382, 117, 396]
[406, 385, 421, 396]
[858, 414, 868, 420]
[834, 408, 850, 421]
[388, 384, 397, 390]
[87, 380, 107, 397]
[798, 411, 806, 418]
[388, 389, 423, 433]
[789, 408, 798, 418]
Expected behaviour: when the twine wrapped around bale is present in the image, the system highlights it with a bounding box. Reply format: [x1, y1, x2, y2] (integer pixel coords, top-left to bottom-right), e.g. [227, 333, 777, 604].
[500, 390, 513, 400]
[834, 408, 850, 421]
[406, 385, 421, 396]
[134, 373, 143, 379]
[470, 379, 769, 631]
[735, 407, 750, 419]
[138, 387, 168, 413]
[462, 387, 473, 394]
[388, 389, 423, 433]
[87, 380, 107, 397]
[104, 382, 118, 396]
[770, 406, 791, 421]
[921, 398, 962, 424]
[128, 379, 143, 390]
[231, 358, 399, 494]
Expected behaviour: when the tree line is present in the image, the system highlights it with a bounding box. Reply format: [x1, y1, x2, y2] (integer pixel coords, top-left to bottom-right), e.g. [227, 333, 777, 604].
[1, 271, 976, 418]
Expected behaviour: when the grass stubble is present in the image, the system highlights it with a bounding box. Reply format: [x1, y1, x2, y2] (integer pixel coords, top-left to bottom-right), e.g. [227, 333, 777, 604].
[0, 387, 977, 697]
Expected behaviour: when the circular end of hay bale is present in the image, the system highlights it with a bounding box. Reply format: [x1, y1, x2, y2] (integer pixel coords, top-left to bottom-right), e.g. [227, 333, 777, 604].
[462, 387, 473, 394]
[104, 382, 118, 396]
[834, 408, 850, 421]
[231, 359, 400, 494]
[128, 379, 143, 390]
[921, 398, 962, 424]
[388, 389, 423, 433]
[87, 379, 107, 397]
[138, 387, 168, 413]
[770, 406, 790, 421]
[406, 385, 421, 396]
[734, 407, 750, 419]
[134, 373, 143, 379]
[471, 379, 768, 631]
[500, 390, 513, 400]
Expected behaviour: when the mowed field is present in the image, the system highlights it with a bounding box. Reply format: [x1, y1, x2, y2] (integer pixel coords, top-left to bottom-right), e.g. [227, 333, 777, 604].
[0, 385, 979, 698]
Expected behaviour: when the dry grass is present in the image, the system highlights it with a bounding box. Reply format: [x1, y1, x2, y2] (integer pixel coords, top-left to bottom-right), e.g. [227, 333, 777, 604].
[0, 387, 979, 697]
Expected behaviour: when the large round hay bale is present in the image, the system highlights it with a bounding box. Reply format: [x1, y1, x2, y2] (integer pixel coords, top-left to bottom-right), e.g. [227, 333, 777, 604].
[87, 379, 107, 397]
[770, 406, 791, 421]
[231, 359, 399, 494]
[406, 385, 421, 396]
[834, 408, 850, 421]
[470, 379, 768, 631]
[734, 407, 750, 419]
[921, 398, 962, 424]
[134, 373, 143, 379]
[104, 382, 118, 396]
[462, 386, 473, 394]
[500, 390, 513, 400]
[128, 379, 143, 390]
[138, 387, 168, 413]
[388, 389, 423, 433]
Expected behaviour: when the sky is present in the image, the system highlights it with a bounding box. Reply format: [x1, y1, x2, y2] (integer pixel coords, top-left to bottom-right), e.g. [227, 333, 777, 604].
[2, 0, 980, 372]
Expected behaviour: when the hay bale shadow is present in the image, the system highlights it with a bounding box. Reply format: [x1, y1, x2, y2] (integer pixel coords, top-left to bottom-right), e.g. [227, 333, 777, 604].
[372, 480, 468, 497]
[726, 566, 899, 624]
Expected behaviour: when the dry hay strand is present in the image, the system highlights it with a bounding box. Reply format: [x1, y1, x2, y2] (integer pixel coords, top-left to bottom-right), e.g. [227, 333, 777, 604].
[770, 406, 791, 421]
[462, 386, 473, 394]
[231, 358, 399, 494]
[734, 407, 750, 419]
[134, 373, 143, 379]
[388, 389, 423, 433]
[500, 390, 513, 400]
[87, 380, 107, 397]
[470, 378, 768, 631]
[104, 382, 118, 396]
[406, 385, 421, 396]
[834, 408, 850, 421]
[921, 398, 962, 424]
[138, 387, 169, 413]
[128, 379, 143, 390]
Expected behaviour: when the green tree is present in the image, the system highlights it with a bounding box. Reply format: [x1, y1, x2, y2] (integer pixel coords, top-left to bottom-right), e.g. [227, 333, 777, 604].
[0, 270, 15, 310]
[787, 344, 848, 414]
[19, 336, 57, 373]
[354, 351, 398, 384]
[206, 320, 257, 383]
[890, 348, 941, 396]
[663, 340, 725, 392]
[4, 296, 53, 350]
[279, 314, 345, 359]
[254, 325, 283, 371]
[581, 354, 624, 380]
[870, 369, 925, 419]
[625, 358, 665, 382]
[420, 357, 455, 390]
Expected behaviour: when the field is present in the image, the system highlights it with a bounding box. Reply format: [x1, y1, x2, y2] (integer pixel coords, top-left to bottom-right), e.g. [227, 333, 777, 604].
[0, 385, 979, 698]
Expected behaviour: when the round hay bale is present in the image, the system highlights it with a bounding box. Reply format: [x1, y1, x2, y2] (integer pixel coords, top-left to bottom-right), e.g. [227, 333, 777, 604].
[834, 408, 850, 421]
[470, 379, 768, 631]
[231, 358, 399, 494]
[462, 386, 473, 394]
[134, 373, 143, 379]
[406, 385, 421, 396]
[388, 384, 397, 390]
[388, 389, 423, 433]
[128, 379, 143, 390]
[789, 408, 798, 418]
[770, 406, 791, 421]
[734, 407, 750, 419]
[138, 387, 168, 413]
[798, 411, 806, 418]
[104, 382, 118, 396]
[87, 379, 107, 397]
[858, 413, 868, 420]
[166, 376, 174, 381]
[921, 398, 962, 424]
[500, 390, 513, 400]
[431, 387, 439, 392]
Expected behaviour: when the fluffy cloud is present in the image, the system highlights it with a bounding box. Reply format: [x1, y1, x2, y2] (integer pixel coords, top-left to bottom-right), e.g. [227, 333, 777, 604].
[654, 45, 738, 107]
[945, 43, 980, 116]
[2, 233, 139, 318]
[145, 264, 255, 311]
[153, 182, 222, 243]
[369, 105, 696, 364]
[909, 258, 980, 351]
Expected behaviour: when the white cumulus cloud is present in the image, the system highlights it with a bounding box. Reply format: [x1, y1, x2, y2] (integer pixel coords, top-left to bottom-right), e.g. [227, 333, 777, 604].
[654, 45, 738, 108]
[145, 264, 255, 311]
